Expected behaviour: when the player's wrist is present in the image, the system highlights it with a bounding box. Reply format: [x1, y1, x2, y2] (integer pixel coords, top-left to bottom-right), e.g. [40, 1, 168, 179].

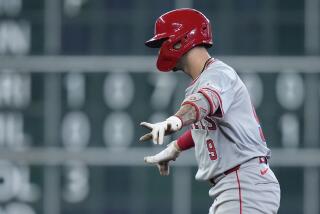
[167, 140, 180, 159]
[166, 116, 182, 131]
[172, 140, 182, 152]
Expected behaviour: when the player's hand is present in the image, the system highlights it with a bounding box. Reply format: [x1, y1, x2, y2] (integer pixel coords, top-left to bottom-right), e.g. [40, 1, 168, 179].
[144, 141, 181, 176]
[140, 116, 182, 145]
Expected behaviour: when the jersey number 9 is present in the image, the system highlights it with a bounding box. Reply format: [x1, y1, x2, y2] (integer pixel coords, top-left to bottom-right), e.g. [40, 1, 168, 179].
[206, 139, 217, 160]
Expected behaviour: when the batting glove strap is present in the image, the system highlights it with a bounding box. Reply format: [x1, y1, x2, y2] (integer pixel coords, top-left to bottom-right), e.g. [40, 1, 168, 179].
[166, 116, 182, 131]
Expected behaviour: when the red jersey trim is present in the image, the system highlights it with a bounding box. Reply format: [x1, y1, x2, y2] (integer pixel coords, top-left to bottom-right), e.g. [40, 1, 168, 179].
[236, 170, 243, 214]
[181, 101, 200, 121]
[189, 74, 201, 86]
[205, 58, 215, 69]
[201, 87, 224, 118]
[189, 58, 215, 86]
[198, 89, 218, 115]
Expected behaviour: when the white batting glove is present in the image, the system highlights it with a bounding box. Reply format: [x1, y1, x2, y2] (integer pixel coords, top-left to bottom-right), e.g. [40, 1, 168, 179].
[140, 116, 182, 145]
[144, 141, 181, 176]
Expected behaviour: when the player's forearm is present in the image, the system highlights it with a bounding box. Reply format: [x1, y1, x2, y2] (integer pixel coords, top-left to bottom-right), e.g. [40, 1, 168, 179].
[139, 91, 220, 144]
[175, 91, 220, 127]
[174, 104, 198, 127]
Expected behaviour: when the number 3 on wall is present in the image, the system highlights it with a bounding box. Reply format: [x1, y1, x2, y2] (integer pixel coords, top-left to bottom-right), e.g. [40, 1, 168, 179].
[206, 139, 217, 160]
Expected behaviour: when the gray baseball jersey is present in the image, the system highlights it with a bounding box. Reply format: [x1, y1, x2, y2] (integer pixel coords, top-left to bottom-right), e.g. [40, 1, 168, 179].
[183, 59, 270, 181]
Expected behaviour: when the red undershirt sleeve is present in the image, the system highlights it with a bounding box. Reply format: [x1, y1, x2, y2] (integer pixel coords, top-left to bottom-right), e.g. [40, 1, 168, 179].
[177, 130, 195, 151]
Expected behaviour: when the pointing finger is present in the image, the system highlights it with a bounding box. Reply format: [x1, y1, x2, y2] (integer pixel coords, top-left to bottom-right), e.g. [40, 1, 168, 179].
[140, 122, 154, 130]
[158, 162, 169, 176]
[152, 127, 159, 144]
[139, 133, 153, 142]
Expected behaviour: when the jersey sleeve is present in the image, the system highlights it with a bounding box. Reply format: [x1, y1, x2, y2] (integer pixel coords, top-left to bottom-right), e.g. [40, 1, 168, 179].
[181, 92, 212, 121]
[197, 65, 237, 118]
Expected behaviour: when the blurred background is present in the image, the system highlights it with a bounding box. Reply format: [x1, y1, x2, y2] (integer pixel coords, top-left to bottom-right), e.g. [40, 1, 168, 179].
[0, 0, 319, 213]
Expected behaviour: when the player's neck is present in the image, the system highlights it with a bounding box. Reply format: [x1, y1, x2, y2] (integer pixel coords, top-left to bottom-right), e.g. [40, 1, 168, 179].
[181, 47, 211, 80]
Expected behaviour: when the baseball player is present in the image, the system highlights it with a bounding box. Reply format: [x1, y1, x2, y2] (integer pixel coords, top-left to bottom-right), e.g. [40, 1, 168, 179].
[140, 8, 280, 214]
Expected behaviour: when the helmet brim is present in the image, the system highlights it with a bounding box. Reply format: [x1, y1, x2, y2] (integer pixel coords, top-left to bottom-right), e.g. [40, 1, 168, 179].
[145, 33, 168, 48]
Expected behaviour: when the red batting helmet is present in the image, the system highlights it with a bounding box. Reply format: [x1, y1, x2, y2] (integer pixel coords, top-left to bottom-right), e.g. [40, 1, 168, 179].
[145, 8, 213, 72]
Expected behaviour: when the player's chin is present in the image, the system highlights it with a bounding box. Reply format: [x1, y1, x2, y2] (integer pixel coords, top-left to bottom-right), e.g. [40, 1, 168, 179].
[172, 60, 183, 72]
[172, 67, 179, 72]
[172, 66, 183, 72]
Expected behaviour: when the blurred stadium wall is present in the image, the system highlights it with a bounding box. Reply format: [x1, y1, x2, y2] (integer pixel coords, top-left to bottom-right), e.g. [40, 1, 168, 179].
[0, 0, 319, 214]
